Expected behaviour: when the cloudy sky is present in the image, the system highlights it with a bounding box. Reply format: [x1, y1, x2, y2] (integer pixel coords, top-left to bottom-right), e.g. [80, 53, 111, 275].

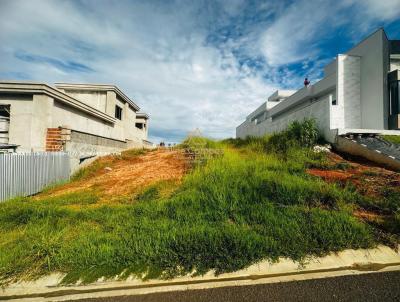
[1, 0, 400, 143]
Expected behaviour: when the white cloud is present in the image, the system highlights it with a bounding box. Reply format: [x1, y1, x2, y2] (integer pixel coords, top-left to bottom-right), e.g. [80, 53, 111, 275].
[0, 0, 398, 143]
[357, 0, 400, 22]
[260, 0, 400, 66]
[0, 0, 275, 142]
[260, 0, 333, 66]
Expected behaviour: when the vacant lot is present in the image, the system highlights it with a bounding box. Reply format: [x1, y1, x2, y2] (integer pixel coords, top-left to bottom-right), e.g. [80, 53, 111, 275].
[0, 120, 399, 286]
[38, 149, 187, 204]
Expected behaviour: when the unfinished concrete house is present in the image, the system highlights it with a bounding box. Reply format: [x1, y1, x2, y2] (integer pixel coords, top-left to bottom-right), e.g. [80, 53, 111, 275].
[0, 82, 152, 158]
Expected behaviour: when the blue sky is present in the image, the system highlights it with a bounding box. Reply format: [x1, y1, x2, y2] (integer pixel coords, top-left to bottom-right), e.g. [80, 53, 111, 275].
[0, 0, 400, 143]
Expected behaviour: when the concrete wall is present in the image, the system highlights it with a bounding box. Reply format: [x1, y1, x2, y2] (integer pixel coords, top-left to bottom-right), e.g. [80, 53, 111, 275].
[237, 93, 334, 142]
[52, 100, 121, 140]
[0, 94, 33, 151]
[58, 90, 107, 112]
[346, 29, 388, 130]
[134, 117, 148, 140]
[336, 55, 362, 129]
[32, 94, 54, 151]
[0, 94, 52, 152]
[105, 91, 117, 116]
[65, 130, 127, 157]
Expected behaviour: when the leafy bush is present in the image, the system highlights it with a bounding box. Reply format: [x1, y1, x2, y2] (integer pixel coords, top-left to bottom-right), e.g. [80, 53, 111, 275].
[226, 119, 320, 156]
[287, 118, 319, 147]
[266, 118, 319, 154]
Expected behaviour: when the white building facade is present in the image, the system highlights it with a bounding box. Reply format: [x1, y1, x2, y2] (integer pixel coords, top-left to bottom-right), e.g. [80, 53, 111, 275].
[237, 29, 400, 143]
[0, 82, 151, 155]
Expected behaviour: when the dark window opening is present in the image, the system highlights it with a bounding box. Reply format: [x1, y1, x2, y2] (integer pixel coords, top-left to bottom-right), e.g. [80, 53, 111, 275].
[0, 105, 10, 118]
[251, 111, 265, 125]
[115, 105, 123, 120]
[389, 80, 400, 115]
[332, 99, 337, 105]
[136, 123, 144, 129]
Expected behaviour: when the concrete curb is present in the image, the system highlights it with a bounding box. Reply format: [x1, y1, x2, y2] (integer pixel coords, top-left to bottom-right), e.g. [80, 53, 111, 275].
[1, 245, 400, 301]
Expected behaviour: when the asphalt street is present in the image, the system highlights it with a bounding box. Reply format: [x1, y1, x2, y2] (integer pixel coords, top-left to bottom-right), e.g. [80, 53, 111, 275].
[77, 270, 400, 302]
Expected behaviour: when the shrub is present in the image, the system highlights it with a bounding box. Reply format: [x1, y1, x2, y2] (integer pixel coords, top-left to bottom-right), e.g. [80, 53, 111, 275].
[266, 118, 319, 154]
[287, 118, 319, 147]
[224, 119, 320, 156]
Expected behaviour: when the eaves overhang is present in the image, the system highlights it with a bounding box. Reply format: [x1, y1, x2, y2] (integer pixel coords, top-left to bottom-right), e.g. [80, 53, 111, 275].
[0, 81, 116, 124]
[136, 112, 149, 120]
[54, 83, 141, 111]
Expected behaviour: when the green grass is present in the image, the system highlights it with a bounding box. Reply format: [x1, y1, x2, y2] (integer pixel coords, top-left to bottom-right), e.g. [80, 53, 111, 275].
[71, 158, 109, 181]
[382, 135, 400, 145]
[0, 120, 384, 286]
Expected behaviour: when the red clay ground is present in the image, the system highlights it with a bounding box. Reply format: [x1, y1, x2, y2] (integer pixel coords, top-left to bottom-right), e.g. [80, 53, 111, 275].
[307, 152, 400, 199]
[306, 151, 400, 228]
[38, 149, 188, 203]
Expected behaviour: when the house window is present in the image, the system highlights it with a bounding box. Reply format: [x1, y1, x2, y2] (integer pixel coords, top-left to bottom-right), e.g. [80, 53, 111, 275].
[0, 105, 10, 118]
[115, 105, 123, 120]
[135, 122, 143, 129]
[332, 99, 337, 105]
[389, 81, 400, 115]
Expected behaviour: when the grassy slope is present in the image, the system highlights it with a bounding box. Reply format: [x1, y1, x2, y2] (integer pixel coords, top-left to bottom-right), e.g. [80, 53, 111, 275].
[1, 122, 395, 286]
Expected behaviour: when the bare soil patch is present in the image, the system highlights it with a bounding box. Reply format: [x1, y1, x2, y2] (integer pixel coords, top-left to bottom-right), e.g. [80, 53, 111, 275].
[39, 149, 187, 203]
[307, 152, 400, 199]
[307, 151, 400, 229]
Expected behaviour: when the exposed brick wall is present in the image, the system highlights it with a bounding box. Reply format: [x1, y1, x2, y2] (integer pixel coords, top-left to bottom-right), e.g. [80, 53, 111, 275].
[46, 128, 64, 152]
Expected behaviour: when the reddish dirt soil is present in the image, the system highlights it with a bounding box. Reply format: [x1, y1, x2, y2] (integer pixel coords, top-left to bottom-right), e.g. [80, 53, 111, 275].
[307, 151, 400, 224]
[40, 149, 188, 202]
[307, 169, 353, 182]
[306, 152, 400, 198]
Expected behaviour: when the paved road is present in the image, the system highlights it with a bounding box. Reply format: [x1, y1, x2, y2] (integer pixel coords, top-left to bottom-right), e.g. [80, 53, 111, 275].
[78, 270, 400, 302]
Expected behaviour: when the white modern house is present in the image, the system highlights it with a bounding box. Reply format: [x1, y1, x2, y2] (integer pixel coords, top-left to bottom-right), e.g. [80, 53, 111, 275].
[0, 81, 152, 157]
[237, 28, 400, 143]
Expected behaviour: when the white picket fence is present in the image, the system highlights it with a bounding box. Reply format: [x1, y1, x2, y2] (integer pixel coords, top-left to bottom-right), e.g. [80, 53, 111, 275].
[0, 152, 70, 201]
